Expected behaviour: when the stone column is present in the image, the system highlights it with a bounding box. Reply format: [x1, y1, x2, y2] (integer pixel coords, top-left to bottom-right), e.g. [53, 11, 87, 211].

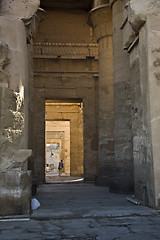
[88, 4, 114, 185]
[110, 0, 134, 193]
[0, 0, 40, 216]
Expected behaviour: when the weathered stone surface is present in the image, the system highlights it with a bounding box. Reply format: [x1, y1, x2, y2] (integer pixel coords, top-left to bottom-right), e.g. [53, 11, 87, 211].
[0, 149, 32, 171]
[0, 41, 10, 71]
[0, 44, 32, 171]
[93, 0, 109, 8]
[0, 183, 159, 239]
[128, 21, 156, 207]
[0, 42, 9, 87]
[0, 0, 40, 20]
[121, 0, 160, 50]
[0, 87, 32, 171]
[146, 15, 160, 208]
[0, 16, 28, 91]
[122, 20, 136, 50]
[0, 38, 31, 173]
[0, 170, 31, 216]
[0, 71, 8, 86]
[128, 0, 160, 32]
[111, 0, 133, 193]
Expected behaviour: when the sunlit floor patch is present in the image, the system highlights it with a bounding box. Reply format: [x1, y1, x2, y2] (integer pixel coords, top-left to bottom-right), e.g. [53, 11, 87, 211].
[45, 175, 84, 183]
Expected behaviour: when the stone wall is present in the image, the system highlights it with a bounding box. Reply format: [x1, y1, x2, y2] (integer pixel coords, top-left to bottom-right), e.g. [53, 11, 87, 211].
[121, 0, 160, 208]
[35, 8, 96, 44]
[145, 15, 160, 208]
[0, 171, 31, 216]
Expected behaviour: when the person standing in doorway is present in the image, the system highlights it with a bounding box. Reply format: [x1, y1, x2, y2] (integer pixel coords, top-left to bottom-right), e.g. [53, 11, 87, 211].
[58, 160, 64, 176]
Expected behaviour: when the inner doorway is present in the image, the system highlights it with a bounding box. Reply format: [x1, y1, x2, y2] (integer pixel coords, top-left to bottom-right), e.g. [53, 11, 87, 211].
[45, 99, 84, 182]
[46, 143, 60, 174]
[45, 120, 70, 178]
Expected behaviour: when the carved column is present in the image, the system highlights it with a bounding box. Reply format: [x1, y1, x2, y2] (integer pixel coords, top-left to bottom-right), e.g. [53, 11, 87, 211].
[89, 4, 114, 185]
[0, 0, 40, 216]
[110, 0, 134, 193]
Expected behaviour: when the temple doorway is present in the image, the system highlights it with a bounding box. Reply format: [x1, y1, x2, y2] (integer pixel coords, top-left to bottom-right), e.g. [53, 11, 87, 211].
[45, 100, 84, 182]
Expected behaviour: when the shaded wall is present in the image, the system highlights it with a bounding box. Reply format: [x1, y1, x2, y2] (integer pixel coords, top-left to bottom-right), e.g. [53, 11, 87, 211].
[120, 0, 160, 208]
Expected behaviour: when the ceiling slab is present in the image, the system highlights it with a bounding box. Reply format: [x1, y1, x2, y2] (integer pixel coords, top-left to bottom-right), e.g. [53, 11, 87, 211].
[40, 0, 93, 10]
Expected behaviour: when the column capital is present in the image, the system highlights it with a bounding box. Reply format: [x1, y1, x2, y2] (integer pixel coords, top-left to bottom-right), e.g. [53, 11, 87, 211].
[110, 0, 123, 9]
[88, 4, 112, 42]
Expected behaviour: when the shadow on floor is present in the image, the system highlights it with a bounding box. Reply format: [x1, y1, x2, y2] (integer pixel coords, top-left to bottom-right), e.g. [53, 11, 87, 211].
[31, 182, 158, 220]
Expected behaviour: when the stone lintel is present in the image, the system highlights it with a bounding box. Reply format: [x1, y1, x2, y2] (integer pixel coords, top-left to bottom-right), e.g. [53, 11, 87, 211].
[33, 42, 98, 60]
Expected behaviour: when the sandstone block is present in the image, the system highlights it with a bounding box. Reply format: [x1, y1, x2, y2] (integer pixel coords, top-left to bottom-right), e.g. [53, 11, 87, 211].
[0, 71, 8, 85]
[0, 0, 40, 20]
[0, 170, 31, 216]
[128, 0, 160, 31]
[0, 41, 10, 71]
[122, 21, 136, 50]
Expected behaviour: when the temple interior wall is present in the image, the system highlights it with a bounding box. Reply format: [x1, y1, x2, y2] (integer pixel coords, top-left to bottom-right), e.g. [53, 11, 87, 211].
[35, 8, 96, 44]
[120, 0, 160, 208]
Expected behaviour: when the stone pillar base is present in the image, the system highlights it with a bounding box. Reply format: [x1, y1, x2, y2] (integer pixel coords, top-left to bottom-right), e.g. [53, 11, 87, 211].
[0, 170, 32, 216]
[95, 175, 111, 186]
[109, 176, 134, 194]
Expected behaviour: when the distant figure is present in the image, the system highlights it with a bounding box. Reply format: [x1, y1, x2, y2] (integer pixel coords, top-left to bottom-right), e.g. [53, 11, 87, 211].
[58, 160, 64, 176]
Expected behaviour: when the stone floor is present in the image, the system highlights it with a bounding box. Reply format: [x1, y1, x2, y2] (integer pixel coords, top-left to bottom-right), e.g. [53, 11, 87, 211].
[45, 175, 84, 183]
[0, 182, 160, 240]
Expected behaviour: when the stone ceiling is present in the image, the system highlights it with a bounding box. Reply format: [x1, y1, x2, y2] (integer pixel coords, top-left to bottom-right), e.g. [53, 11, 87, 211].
[40, 0, 93, 10]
